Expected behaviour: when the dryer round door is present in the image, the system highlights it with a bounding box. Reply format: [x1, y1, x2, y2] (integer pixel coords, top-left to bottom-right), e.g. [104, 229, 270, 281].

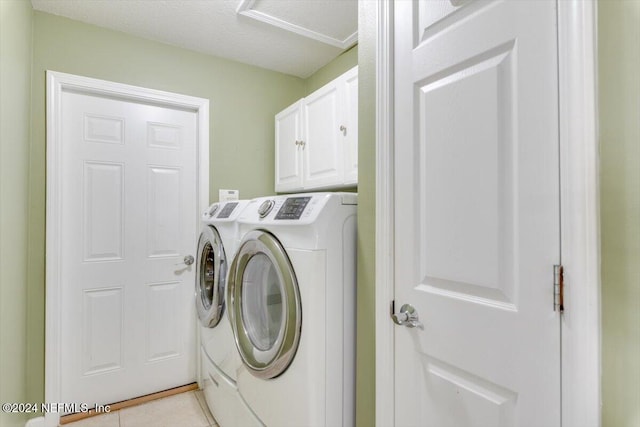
[196, 226, 227, 327]
[227, 230, 301, 379]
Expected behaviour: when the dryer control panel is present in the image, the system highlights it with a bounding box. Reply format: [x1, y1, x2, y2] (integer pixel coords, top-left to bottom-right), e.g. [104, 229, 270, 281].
[275, 197, 311, 220]
[217, 201, 239, 219]
[240, 193, 354, 225]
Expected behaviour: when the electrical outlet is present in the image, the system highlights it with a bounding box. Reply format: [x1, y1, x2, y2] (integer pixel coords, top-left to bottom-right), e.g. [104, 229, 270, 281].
[219, 189, 239, 202]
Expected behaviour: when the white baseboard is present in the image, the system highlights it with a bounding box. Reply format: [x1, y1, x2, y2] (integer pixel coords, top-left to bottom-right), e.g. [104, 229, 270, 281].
[25, 416, 44, 427]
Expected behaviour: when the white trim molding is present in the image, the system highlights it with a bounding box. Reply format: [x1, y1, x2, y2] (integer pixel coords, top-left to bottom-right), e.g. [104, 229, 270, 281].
[374, 1, 601, 426]
[43, 71, 209, 427]
[236, 0, 357, 49]
[374, 0, 395, 425]
[557, 1, 601, 426]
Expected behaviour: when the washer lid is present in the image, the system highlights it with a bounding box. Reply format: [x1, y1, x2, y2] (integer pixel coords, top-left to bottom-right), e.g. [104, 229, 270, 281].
[196, 226, 227, 328]
[227, 230, 301, 379]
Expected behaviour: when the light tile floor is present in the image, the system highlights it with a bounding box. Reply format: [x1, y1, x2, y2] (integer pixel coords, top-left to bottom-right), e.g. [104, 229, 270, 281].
[63, 391, 218, 427]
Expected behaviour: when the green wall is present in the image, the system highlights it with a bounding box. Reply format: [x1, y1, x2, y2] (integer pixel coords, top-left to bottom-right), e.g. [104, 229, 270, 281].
[26, 10, 305, 406]
[0, 1, 32, 426]
[305, 45, 358, 95]
[14, 3, 640, 426]
[356, 2, 376, 426]
[599, 1, 640, 425]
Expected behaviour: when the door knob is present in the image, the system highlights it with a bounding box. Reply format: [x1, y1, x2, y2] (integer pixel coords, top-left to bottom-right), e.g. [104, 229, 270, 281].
[391, 303, 424, 329]
[182, 255, 195, 266]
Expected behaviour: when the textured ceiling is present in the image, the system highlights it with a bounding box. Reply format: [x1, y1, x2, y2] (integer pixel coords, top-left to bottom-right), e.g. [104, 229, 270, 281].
[30, 0, 358, 79]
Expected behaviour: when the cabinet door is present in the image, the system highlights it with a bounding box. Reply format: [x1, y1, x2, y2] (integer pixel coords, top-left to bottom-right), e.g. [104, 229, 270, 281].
[302, 84, 343, 190]
[275, 101, 304, 192]
[341, 66, 358, 185]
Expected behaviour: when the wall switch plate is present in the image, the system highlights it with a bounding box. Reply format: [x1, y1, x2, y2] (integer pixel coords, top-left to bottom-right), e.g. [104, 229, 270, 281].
[219, 189, 239, 202]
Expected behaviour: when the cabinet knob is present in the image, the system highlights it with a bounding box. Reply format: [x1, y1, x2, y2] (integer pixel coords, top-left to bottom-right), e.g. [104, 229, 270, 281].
[340, 125, 347, 133]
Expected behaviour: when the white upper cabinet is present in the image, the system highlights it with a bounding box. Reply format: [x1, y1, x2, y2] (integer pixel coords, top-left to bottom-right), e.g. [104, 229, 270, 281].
[303, 81, 343, 189]
[341, 67, 358, 185]
[275, 66, 358, 193]
[275, 100, 304, 192]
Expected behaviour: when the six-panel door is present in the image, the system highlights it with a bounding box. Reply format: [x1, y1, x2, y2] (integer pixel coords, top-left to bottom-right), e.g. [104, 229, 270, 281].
[60, 89, 198, 408]
[393, 1, 562, 425]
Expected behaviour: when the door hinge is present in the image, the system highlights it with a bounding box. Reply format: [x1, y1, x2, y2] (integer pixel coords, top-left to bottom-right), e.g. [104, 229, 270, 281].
[554, 264, 564, 312]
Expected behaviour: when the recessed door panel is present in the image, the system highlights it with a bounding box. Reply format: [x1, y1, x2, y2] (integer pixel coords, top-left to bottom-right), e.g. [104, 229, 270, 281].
[147, 166, 181, 258]
[418, 44, 517, 308]
[419, 355, 517, 427]
[83, 161, 124, 262]
[84, 114, 124, 145]
[82, 287, 123, 375]
[147, 122, 182, 150]
[416, 0, 487, 44]
[146, 281, 182, 362]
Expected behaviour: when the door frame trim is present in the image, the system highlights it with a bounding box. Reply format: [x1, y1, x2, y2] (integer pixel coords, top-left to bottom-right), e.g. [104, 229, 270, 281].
[374, 1, 601, 426]
[44, 71, 210, 427]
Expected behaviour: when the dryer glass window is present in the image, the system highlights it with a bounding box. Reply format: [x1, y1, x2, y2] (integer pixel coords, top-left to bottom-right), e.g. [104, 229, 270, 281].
[196, 226, 227, 328]
[200, 242, 215, 310]
[241, 253, 283, 351]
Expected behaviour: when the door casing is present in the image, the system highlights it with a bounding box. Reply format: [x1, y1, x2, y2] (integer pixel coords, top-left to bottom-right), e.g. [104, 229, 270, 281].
[374, 1, 601, 426]
[43, 71, 210, 427]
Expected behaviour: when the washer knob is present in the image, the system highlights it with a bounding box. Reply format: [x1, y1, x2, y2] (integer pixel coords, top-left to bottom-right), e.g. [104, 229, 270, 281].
[207, 203, 219, 217]
[258, 200, 275, 218]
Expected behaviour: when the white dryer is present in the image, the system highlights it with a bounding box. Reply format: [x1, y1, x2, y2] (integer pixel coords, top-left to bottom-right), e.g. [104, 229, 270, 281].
[228, 192, 357, 427]
[196, 200, 263, 427]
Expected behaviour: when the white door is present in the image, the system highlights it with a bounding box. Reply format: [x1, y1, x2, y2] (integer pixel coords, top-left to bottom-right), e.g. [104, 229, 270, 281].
[393, 1, 561, 426]
[303, 83, 343, 189]
[275, 101, 304, 192]
[59, 88, 198, 408]
[341, 67, 358, 185]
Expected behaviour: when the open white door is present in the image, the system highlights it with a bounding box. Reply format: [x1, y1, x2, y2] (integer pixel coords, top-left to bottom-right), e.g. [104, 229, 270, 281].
[46, 72, 209, 424]
[392, 1, 561, 425]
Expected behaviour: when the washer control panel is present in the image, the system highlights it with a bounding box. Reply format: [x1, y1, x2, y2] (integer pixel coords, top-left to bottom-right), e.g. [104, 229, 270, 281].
[217, 201, 239, 219]
[275, 197, 311, 220]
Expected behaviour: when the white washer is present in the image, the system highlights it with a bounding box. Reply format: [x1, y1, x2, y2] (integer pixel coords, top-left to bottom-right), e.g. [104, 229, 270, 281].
[196, 200, 263, 427]
[228, 192, 357, 427]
